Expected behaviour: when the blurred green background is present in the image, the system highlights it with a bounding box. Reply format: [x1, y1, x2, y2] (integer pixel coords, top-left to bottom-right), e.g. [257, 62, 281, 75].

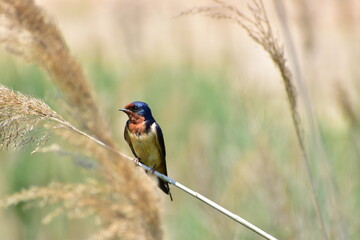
[0, 0, 359, 239]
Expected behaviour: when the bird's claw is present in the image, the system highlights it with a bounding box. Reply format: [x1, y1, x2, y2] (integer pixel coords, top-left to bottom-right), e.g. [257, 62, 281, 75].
[133, 157, 141, 165]
[149, 164, 157, 174]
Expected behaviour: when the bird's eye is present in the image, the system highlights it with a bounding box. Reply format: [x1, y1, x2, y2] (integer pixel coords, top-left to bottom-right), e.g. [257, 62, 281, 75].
[133, 106, 139, 111]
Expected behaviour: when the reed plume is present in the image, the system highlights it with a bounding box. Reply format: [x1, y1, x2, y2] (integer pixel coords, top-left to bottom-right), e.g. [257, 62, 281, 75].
[0, 85, 62, 150]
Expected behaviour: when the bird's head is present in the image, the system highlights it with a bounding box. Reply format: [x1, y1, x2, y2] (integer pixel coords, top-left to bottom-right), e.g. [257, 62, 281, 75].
[119, 101, 154, 123]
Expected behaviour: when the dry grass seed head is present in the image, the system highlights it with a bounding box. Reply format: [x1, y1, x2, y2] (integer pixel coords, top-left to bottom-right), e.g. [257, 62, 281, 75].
[0, 85, 62, 150]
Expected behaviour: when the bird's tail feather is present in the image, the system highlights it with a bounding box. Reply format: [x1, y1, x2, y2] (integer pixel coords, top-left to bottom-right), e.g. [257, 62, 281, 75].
[158, 177, 173, 201]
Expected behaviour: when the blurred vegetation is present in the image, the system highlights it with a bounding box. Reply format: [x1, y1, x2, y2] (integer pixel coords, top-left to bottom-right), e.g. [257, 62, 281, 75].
[1, 0, 360, 239]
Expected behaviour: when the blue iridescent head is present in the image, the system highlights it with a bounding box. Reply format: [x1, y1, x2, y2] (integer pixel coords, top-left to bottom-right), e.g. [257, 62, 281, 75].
[119, 101, 154, 121]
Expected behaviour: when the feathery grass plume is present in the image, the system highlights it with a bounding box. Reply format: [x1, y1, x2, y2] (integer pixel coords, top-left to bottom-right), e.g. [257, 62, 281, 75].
[179, 1, 328, 239]
[0, 85, 63, 150]
[0, 85, 162, 239]
[0, 0, 113, 147]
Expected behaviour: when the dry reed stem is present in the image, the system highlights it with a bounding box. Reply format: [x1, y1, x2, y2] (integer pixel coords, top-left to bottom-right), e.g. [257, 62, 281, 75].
[0, 0, 114, 147]
[180, 0, 328, 239]
[0, 85, 162, 240]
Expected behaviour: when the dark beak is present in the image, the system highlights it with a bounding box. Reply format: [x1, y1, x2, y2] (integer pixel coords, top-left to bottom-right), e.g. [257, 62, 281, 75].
[118, 108, 131, 113]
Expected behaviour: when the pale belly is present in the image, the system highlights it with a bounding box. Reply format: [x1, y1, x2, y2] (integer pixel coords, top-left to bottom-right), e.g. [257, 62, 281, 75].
[129, 131, 161, 168]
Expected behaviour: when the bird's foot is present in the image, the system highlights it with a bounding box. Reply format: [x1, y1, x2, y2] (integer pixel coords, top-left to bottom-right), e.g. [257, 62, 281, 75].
[149, 164, 157, 174]
[133, 157, 141, 165]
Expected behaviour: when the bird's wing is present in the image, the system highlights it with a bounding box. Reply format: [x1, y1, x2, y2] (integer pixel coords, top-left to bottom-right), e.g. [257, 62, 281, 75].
[154, 122, 172, 199]
[124, 121, 138, 158]
[154, 122, 167, 174]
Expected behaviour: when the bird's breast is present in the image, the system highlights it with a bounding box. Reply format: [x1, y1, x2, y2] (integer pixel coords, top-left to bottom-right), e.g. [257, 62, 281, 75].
[128, 125, 162, 168]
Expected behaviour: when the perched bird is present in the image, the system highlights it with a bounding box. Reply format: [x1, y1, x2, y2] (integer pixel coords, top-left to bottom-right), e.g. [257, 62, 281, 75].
[119, 101, 173, 201]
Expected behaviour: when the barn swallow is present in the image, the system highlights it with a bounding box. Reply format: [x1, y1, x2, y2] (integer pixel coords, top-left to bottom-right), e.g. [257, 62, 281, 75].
[119, 101, 173, 201]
